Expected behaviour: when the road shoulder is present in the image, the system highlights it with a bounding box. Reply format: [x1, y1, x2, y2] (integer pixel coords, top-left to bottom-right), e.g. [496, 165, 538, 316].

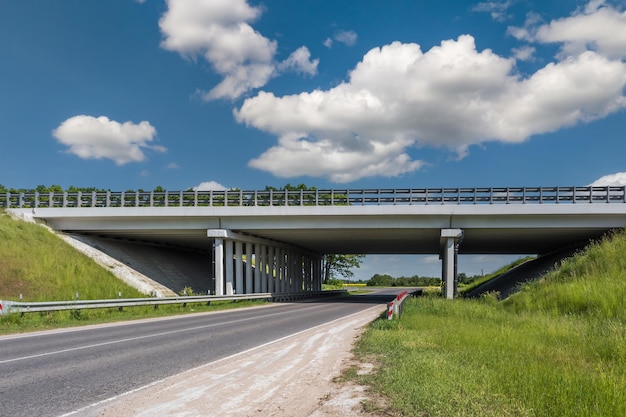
[81, 305, 386, 417]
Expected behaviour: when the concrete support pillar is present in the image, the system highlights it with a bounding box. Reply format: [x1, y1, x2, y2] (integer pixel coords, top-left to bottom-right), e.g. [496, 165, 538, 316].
[267, 246, 276, 292]
[274, 248, 282, 292]
[259, 245, 267, 292]
[254, 245, 262, 293]
[225, 239, 234, 295]
[316, 258, 323, 290]
[440, 229, 463, 299]
[214, 238, 224, 296]
[235, 241, 243, 294]
[280, 250, 289, 292]
[277, 248, 284, 293]
[297, 254, 304, 292]
[292, 252, 298, 292]
[245, 242, 253, 294]
[208, 229, 320, 296]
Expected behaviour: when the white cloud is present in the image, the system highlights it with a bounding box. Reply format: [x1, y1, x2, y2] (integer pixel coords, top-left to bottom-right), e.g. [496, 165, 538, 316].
[472, 0, 516, 22]
[236, 33, 626, 182]
[159, 0, 318, 100]
[278, 46, 319, 76]
[53, 115, 163, 165]
[166, 162, 180, 169]
[507, 12, 543, 41]
[589, 172, 626, 186]
[536, 1, 626, 58]
[193, 181, 228, 191]
[509, 1, 626, 59]
[512, 45, 536, 61]
[334, 30, 358, 46]
[324, 30, 358, 49]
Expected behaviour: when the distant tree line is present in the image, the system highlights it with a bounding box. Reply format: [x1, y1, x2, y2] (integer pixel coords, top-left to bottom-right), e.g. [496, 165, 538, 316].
[362, 272, 483, 287]
[366, 273, 441, 287]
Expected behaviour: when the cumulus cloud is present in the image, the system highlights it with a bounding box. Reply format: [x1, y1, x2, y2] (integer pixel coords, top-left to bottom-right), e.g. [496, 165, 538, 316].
[53, 115, 164, 165]
[193, 181, 228, 191]
[236, 31, 626, 181]
[589, 172, 626, 186]
[159, 0, 318, 100]
[510, 1, 626, 58]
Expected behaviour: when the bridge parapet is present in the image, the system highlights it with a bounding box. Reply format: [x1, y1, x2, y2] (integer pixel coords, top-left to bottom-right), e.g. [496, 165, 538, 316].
[2, 186, 626, 209]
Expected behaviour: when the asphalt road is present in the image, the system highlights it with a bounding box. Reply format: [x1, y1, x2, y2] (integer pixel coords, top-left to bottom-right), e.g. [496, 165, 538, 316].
[0, 290, 398, 417]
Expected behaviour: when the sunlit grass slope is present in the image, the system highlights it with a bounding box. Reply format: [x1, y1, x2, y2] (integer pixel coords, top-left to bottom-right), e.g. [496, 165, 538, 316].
[354, 231, 626, 417]
[0, 211, 144, 301]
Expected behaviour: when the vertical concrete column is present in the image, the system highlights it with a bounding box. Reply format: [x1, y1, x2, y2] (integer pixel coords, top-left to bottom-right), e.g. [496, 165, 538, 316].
[304, 256, 313, 291]
[440, 229, 463, 299]
[254, 244, 262, 293]
[301, 254, 307, 292]
[273, 247, 280, 292]
[260, 245, 268, 292]
[281, 250, 288, 292]
[224, 240, 234, 295]
[279, 249, 286, 292]
[245, 242, 253, 294]
[214, 238, 224, 296]
[296, 254, 303, 292]
[285, 250, 291, 293]
[316, 258, 323, 290]
[235, 241, 244, 295]
[291, 252, 298, 292]
[267, 246, 275, 293]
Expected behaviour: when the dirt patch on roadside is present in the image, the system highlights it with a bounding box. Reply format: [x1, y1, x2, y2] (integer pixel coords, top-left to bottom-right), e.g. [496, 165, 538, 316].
[86, 305, 388, 417]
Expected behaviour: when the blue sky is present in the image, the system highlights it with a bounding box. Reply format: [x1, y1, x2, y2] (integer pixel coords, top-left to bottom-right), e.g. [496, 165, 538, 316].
[2, 0, 626, 279]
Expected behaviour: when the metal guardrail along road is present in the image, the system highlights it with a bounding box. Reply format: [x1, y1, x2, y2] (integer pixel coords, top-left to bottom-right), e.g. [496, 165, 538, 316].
[0, 290, 346, 316]
[2, 186, 626, 209]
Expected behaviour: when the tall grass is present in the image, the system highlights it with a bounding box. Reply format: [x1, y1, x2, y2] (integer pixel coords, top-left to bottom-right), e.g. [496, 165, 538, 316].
[354, 231, 626, 416]
[0, 212, 145, 301]
[459, 255, 535, 294]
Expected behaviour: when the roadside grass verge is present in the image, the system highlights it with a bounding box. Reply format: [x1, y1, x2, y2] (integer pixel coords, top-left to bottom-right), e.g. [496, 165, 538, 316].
[0, 299, 269, 334]
[352, 232, 626, 416]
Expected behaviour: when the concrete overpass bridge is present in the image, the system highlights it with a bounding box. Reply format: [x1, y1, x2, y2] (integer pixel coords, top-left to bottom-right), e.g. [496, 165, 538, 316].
[5, 186, 626, 298]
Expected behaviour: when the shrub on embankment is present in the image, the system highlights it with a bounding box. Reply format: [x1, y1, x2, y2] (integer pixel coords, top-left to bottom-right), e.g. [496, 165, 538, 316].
[354, 230, 626, 417]
[0, 211, 144, 301]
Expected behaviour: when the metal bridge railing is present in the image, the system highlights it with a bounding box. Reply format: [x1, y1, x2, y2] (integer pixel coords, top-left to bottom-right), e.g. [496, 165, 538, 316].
[2, 186, 625, 209]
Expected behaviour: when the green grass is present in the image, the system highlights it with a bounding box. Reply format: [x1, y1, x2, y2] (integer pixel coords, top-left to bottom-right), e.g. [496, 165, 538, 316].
[459, 256, 535, 294]
[0, 212, 145, 301]
[353, 232, 626, 416]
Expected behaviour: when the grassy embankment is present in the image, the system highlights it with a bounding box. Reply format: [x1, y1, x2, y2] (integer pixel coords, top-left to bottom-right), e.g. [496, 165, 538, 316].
[351, 231, 626, 416]
[0, 212, 265, 333]
[458, 255, 535, 294]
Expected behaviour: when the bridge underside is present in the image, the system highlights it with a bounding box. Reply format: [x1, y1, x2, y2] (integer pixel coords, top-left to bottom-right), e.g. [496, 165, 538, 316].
[62, 226, 609, 255]
[12, 205, 625, 299]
